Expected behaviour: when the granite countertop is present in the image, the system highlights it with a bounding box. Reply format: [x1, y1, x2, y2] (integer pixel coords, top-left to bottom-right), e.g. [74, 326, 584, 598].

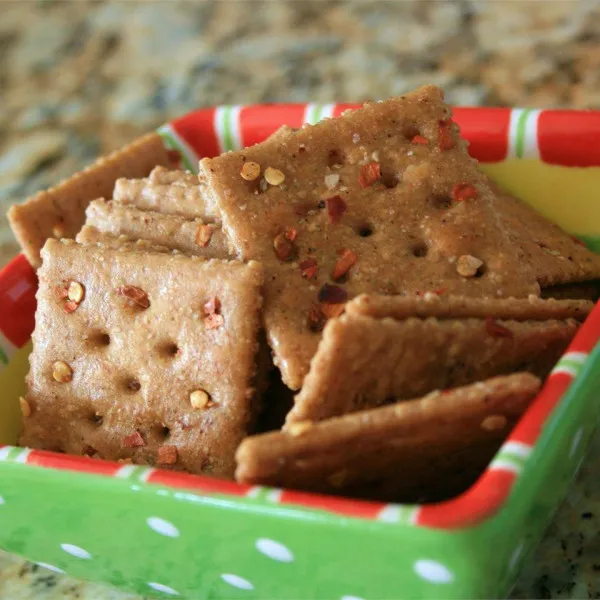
[1, 1, 600, 598]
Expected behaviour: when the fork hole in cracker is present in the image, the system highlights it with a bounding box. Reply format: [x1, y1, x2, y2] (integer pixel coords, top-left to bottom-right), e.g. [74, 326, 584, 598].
[122, 377, 141, 393]
[89, 413, 103, 427]
[327, 149, 345, 167]
[88, 329, 111, 348]
[411, 241, 429, 258]
[430, 193, 453, 210]
[157, 340, 179, 359]
[356, 223, 374, 238]
[403, 124, 422, 140]
[152, 424, 171, 441]
[380, 169, 400, 189]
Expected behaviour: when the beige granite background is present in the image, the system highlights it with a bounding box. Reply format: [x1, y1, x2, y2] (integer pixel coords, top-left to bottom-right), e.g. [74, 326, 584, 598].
[1, 0, 600, 598]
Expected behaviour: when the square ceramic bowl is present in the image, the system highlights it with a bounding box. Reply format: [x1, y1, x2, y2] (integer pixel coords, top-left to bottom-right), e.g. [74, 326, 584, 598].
[1, 105, 600, 600]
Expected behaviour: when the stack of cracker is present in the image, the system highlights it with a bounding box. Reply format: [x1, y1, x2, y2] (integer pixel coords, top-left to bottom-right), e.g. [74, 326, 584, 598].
[12, 86, 600, 500]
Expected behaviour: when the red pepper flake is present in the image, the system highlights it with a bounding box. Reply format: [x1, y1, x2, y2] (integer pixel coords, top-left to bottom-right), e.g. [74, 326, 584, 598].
[117, 286, 150, 310]
[64, 300, 79, 313]
[123, 431, 145, 448]
[195, 224, 213, 247]
[570, 235, 586, 247]
[439, 120, 454, 150]
[318, 284, 348, 304]
[452, 183, 478, 202]
[432, 287, 447, 296]
[358, 162, 381, 188]
[299, 258, 318, 280]
[307, 303, 327, 332]
[285, 227, 297, 241]
[332, 249, 357, 280]
[55, 282, 69, 300]
[273, 232, 296, 261]
[157, 445, 178, 465]
[203, 297, 224, 329]
[411, 135, 429, 145]
[320, 302, 346, 319]
[485, 317, 514, 339]
[326, 195, 347, 224]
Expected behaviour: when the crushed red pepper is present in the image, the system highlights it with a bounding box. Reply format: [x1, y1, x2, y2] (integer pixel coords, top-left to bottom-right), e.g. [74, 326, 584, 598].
[358, 162, 381, 188]
[438, 120, 454, 150]
[411, 135, 429, 145]
[452, 183, 478, 202]
[203, 297, 224, 329]
[318, 284, 348, 304]
[326, 196, 347, 224]
[299, 258, 318, 280]
[332, 249, 357, 281]
[485, 317, 514, 339]
[123, 431, 145, 448]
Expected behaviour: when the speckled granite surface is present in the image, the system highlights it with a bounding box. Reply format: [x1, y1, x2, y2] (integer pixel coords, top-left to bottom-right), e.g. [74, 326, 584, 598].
[1, 1, 600, 598]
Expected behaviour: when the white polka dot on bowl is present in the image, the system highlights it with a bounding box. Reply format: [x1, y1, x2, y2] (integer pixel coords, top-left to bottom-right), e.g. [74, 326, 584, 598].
[60, 544, 92, 560]
[255, 538, 294, 563]
[148, 581, 180, 596]
[221, 573, 254, 590]
[414, 559, 454, 584]
[340, 595, 366, 600]
[147, 516, 180, 538]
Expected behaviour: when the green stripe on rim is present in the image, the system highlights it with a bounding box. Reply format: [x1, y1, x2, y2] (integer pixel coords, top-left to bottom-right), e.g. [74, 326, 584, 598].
[555, 357, 586, 377]
[514, 109, 532, 159]
[0, 345, 8, 366]
[220, 106, 235, 152]
[157, 130, 195, 173]
[577, 234, 600, 254]
[305, 104, 323, 125]
[491, 449, 528, 473]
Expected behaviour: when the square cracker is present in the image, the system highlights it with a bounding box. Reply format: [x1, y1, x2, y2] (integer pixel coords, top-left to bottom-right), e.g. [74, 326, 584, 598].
[76, 226, 175, 254]
[491, 183, 600, 287]
[236, 373, 540, 502]
[8, 133, 173, 268]
[20, 239, 264, 477]
[286, 310, 579, 424]
[199, 85, 539, 389]
[84, 199, 231, 258]
[114, 166, 219, 220]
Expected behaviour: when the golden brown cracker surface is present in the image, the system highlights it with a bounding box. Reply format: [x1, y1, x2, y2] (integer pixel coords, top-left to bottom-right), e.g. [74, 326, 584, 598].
[9, 133, 172, 268]
[21, 239, 264, 477]
[199, 86, 539, 389]
[85, 199, 231, 258]
[287, 312, 577, 424]
[237, 373, 540, 501]
[114, 166, 219, 220]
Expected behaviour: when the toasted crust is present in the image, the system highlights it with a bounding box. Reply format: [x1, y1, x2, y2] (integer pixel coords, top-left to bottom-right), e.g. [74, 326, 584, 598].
[84, 199, 231, 258]
[199, 86, 539, 389]
[287, 312, 577, 424]
[346, 293, 593, 321]
[21, 239, 264, 477]
[8, 133, 172, 268]
[236, 373, 540, 501]
[113, 166, 219, 220]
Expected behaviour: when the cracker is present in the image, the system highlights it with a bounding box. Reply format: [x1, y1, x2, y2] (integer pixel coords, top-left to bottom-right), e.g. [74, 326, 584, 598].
[75, 226, 175, 254]
[287, 312, 578, 424]
[114, 166, 218, 220]
[84, 199, 231, 258]
[199, 85, 539, 389]
[347, 293, 592, 321]
[491, 182, 600, 287]
[237, 373, 540, 501]
[20, 239, 264, 477]
[8, 133, 172, 268]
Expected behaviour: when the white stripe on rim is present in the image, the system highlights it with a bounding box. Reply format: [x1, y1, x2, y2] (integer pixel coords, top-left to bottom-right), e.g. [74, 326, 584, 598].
[489, 459, 522, 475]
[320, 103, 337, 120]
[115, 464, 153, 482]
[213, 105, 243, 154]
[157, 123, 199, 172]
[303, 103, 337, 126]
[501, 441, 533, 459]
[13, 448, 31, 463]
[376, 504, 420, 525]
[559, 351, 589, 365]
[265, 489, 282, 502]
[507, 109, 541, 159]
